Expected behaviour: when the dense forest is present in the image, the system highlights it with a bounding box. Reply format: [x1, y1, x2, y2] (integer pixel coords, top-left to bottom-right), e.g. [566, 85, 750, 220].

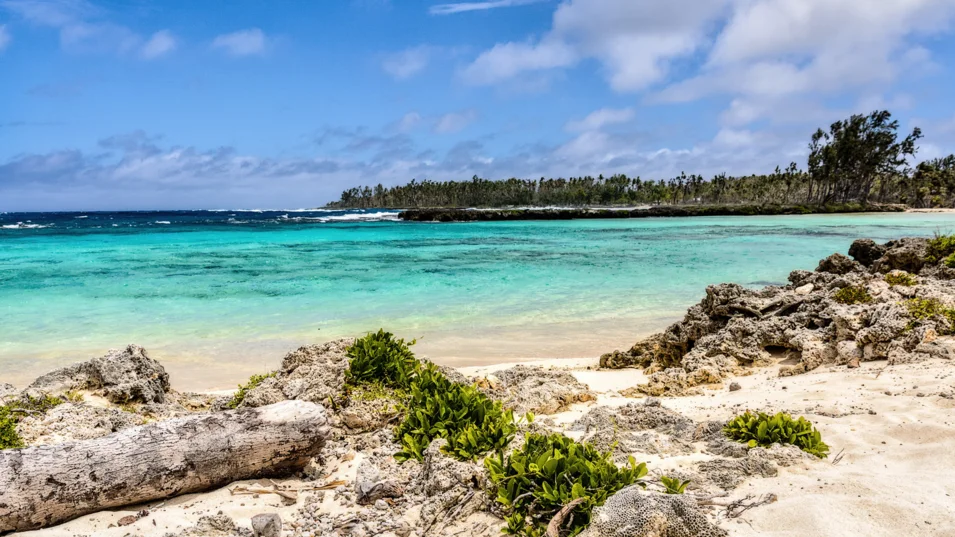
[328, 111, 955, 209]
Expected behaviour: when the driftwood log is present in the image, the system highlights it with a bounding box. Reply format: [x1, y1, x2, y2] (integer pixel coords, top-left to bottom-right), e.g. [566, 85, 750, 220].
[0, 400, 329, 533]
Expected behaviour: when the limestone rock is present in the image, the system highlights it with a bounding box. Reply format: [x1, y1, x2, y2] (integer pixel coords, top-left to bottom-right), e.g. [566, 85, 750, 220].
[848, 238, 887, 267]
[816, 253, 863, 275]
[27, 345, 170, 404]
[479, 365, 595, 415]
[251, 514, 282, 537]
[238, 338, 353, 408]
[15, 402, 140, 446]
[581, 486, 727, 537]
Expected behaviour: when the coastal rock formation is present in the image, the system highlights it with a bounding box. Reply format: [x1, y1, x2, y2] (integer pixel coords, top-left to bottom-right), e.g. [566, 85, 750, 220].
[601, 237, 955, 395]
[26, 344, 170, 403]
[581, 486, 727, 537]
[15, 402, 140, 446]
[234, 339, 353, 409]
[164, 514, 250, 537]
[478, 365, 596, 415]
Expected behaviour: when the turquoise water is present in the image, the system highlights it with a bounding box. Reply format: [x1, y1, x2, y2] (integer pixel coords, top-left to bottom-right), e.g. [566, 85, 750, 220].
[2, 210, 953, 389]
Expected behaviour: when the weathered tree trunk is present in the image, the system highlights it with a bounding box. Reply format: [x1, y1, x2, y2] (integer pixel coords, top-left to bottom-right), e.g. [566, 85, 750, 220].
[0, 400, 329, 533]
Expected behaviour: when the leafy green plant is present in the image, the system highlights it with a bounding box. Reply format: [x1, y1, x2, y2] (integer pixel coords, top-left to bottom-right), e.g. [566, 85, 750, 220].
[723, 411, 830, 458]
[833, 285, 873, 305]
[904, 297, 955, 334]
[486, 433, 647, 537]
[0, 407, 24, 450]
[660, 475, 690, 494]
[344, 330, 520, 462]
[344, 330, 419, 390]
[925, 233, 955, 263]
[0, 394, 66, 450]
[884, 271, 917, 286]
[227, 371, 277, 409]
[395, 362, 520, 462]
[944, 252, 955, 269]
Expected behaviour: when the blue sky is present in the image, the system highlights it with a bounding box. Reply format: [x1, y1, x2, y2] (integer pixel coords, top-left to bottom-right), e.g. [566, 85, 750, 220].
[3, 0, 955, 211]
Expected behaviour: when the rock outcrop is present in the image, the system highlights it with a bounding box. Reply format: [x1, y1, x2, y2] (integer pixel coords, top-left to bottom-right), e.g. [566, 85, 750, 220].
[26, 344, 170, 403]
[601, 237, 955, 395]
[234, 339, 353, 409]
[581, 486, 727, 537]
[477, 365, 595, 415]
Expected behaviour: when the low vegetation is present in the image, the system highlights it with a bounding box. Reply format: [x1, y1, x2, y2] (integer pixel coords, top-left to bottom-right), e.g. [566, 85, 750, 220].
[485, 432, 648, 537]
[833, 285, 873, 305]
[344, 331, 521, 462]
[885, 271, 917, 286]
[904, 297, 955, 334]
[660, 475, 690, 494]
[227, 371, 277, 409]
[0, 394, 66, 450]
[924, 234, 955, 264]
[723, 411, 830, 459]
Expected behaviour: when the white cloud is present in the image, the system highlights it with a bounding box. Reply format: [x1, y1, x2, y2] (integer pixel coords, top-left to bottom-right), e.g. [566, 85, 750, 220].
[140, 29, 176, 59]
[382, 46, 432, 79]
[211, 28, 267, 57]
[461, 39, 576, 84]
[430, 0, 547, 15]
[1, 0, 178, 59]
[433, 110, 478, 133]
[395, 112, 423, 132]
[0, 24, 10, 52]
[462, 0, 727, 90]
[565, 107, 634, 132]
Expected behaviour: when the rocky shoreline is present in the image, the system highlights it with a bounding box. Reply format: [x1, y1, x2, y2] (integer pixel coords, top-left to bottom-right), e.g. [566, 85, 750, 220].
[397, 203, 906, 222]
[3, 235, 955, 537]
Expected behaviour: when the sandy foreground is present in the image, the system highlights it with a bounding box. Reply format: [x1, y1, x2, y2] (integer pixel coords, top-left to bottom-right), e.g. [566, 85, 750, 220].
[17, 355, 955, 537]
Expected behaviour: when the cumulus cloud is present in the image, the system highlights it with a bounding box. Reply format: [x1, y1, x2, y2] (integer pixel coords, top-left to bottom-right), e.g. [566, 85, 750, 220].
[382, 45, 433, 79]
[0, 24, 10, 52]
[1, 0, 178, 58]
[140, 29, 176, 59]
[433, 110, 478, 133]
[462, 0, 727, 90]
[565, 107, 634, 132]
[430, 0, 548, 15]
[211, 28, 267, 57]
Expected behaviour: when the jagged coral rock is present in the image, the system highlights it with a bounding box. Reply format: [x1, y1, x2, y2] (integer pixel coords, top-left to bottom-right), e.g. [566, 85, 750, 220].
[479, 365, 595, 415]
[581, 486, 727, 537]
[238, 338, 353, 408]
[15, 403, 140, 446]
[605, 237, 955, 394]
[26, 344, 170, 404]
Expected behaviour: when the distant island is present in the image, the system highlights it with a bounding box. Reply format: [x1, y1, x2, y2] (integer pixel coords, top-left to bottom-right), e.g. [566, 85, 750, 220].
[327, 110, 955, 216]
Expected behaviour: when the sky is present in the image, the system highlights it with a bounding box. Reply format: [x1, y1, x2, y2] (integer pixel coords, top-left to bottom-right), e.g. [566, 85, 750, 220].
[3, 0, 955, 211]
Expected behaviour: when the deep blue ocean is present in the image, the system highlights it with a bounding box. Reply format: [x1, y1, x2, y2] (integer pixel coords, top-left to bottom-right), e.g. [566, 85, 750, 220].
[2, 209, 953, 389]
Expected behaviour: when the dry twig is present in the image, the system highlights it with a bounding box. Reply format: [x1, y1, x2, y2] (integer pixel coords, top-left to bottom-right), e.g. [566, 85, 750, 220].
[546, 498, 586, 537]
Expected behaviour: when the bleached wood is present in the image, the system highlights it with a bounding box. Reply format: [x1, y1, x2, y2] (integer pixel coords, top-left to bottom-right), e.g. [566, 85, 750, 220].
[0, 400, 329, 532]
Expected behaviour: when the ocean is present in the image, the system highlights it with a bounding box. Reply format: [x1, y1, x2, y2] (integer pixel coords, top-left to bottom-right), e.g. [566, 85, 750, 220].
[2, 209, 953, 390]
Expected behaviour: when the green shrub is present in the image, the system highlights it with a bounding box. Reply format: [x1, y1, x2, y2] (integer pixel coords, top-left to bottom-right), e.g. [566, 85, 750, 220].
[833, 285, 873, 305]
[723, 411, 829, 458]
[925, 234, 955, 263]
[344, 330, 419, 389]
[0, 394, 65, 450]
[0, 407, 24, 450]
[227, 372, 277, 409]
[395, 362, 519, 462]
[660, 475, 690, 494]
[344, 330, 520, 463]
[884, 272, 917, 286]
[486, 433, 647, 537]
[944, 252, 955, 268]
[904, 297, 955, 333]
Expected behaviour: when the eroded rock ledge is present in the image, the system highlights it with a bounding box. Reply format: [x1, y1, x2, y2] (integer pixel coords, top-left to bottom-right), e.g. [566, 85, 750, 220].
[601, 236, 955, 395]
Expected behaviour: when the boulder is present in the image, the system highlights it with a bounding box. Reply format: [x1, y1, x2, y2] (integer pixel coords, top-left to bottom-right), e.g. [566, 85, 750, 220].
[27, 345, 170, 404]
[251, 514, 282, 537]
[816, 253, 863, 275]
[479, 365, 595, 415]
[872, 237, 928, 274]
[238, 338, 353, 408]
[581, 486, 727, 537]
[848, 238, 887, 267]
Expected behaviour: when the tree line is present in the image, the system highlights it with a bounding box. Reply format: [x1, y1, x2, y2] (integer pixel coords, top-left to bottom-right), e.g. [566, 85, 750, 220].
[327, 110, 955, 209]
